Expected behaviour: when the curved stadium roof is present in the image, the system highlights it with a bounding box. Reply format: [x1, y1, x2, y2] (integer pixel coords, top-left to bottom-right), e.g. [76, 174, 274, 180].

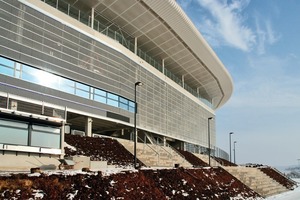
[64, 0, 233, 109]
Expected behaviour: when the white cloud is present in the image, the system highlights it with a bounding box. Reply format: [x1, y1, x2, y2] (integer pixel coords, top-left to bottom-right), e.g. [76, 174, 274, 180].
[265, 20, 278, 44]
[255, 16, 280, 55]
[196, 0, 255, 51]
[191, 0, 279, 54]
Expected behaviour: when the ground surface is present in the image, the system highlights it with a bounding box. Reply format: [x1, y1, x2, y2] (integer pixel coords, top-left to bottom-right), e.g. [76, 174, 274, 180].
[266, 179, 300, 200]
[0, 135, 294, 199]
[0, 167, 262, 200]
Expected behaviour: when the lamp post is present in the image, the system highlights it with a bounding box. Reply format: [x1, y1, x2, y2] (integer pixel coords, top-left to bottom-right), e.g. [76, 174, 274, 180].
[233, 141, 237, 164]
[208, 117, 213, 166]
[134, 81, 143, 169]
[229, 132, 234, 162]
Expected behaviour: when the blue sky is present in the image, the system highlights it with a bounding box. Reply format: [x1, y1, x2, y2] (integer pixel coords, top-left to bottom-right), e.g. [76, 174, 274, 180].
[177, 0, 300, 167]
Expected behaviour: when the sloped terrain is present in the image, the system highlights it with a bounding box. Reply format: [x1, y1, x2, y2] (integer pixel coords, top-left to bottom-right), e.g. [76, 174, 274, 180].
[1, 134, 293, 199]
[0, 167, 262, 200]
[64, 134, 145, 167]
[176, 149, 209, 167]
[213, 157, 238, 166]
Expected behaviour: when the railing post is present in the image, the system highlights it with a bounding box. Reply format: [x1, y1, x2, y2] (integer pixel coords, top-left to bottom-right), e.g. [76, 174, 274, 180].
[91, 7, 94, 29]
[6, 93, 9, 109]
[42, 101, 44, 115]
[64, 106, 67, 121]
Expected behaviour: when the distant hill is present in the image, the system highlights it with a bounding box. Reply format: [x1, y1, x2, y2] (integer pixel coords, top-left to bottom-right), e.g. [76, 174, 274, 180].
[275, 165, 300, 178]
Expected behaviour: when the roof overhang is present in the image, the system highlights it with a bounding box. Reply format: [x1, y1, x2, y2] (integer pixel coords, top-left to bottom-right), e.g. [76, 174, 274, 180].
[64, 0, 233, 109]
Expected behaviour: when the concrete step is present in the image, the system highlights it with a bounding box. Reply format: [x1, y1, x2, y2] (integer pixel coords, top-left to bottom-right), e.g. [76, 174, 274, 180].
[117, 140, 192, 168]
[223, 166, 289, 198]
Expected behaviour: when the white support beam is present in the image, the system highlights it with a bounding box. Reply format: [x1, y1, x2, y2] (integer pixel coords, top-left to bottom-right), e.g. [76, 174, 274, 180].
[91, 7, 94, 29]
[85, 117, 93, 137]
[134, 37, 138, 55]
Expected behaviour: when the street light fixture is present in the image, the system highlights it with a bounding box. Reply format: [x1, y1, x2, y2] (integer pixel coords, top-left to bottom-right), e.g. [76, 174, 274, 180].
[134, 81, 143, 169]
[208, 117, 213, 166]
[233, 141, 237, 164]
[229, 132, 234, 162]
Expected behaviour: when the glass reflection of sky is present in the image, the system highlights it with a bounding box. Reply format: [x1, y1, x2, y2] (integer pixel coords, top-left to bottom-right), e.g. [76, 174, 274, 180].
[34, 70, 59, 88]
[0, 56, 135, 113]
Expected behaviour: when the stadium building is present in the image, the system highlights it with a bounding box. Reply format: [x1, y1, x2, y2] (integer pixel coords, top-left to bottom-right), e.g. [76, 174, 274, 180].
[0, 0, 233, 169]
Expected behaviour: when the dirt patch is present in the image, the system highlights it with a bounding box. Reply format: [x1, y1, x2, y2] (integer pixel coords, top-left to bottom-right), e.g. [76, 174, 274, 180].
[0, 167, 262, 200]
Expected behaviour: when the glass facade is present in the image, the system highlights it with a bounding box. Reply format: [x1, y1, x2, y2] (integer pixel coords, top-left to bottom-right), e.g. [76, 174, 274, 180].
[0, 0, 216, 148]
[0, 119, 61, 149]
[0, 56, 136, 113]
[31, 125, 60, 149]
[0, 120, 28, 145]
[40, 0, 212, 108]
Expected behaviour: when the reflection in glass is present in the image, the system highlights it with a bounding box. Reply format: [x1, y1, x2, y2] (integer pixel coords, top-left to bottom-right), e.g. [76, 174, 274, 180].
[95, 89, 106, 97]
[0, 56, 135, 113]
[107, 99, 118, 107]
[0, 65, 14, 76]
[31, 125, 60, 148]
[107, 93, 118, 100]
[94, 94, 106, 104]
[0, 120, 28, 145]
[76, 89, 89, 99]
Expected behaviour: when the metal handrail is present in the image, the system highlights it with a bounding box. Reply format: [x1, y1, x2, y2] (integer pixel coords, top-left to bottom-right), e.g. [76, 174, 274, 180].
[166, 143, 187, 165]
[158, 145, 172, 159]
[137, 135, 159, 156]
[270, 166, 298, 186]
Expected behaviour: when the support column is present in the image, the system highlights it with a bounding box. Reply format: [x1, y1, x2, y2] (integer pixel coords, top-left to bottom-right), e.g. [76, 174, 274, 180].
[163, 136, 166, 146]
[60, 122, 65, 159]
[134, 37, 138, 55]
[91, 7, 94, 29]
[182, 75, 185, 87]
[162, 59, 165, 74]
[85, 117, 93, 137]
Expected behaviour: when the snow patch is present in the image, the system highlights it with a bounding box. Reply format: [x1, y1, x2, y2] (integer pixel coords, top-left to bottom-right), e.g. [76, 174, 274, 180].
[32, 189, 44, 199]
[66, 190, 78, 200]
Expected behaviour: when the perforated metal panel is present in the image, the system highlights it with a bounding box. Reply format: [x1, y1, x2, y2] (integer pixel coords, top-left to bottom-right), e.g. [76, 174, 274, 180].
[0, 0, 216, 147]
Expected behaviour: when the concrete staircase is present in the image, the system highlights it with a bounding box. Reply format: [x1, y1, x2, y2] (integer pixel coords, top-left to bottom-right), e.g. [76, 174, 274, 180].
[117, 138, 192, 168]
[193, 153, 222, 167]
[223, 166, 289, 197]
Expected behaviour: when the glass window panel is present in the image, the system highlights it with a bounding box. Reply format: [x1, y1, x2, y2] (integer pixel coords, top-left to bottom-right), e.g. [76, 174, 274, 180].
[21, 65, 39, 83]
[22, 66, 60, 89]
[107, 93, 118, 100]
[0, 57, 136, 113]
[0, 65, 14, 77]
[76, 82, 89, 91]
[15, 63, 21, 70]
[15, 70, 21, 78]
[75, 89, 89, 99]
[119, 97, 128, 104]
[60, 84, 75, 94]
[129, 106, 135, 113]
[0, 57, 14, 67]
[60, 78, 75, 87]
[0, 120, 28, 145]
[94, 89, 106, 97]
[32, 125, 60, 134]
[120, 102, 128, 110]
[129, 101, 135, 107]
[31, 131, 60, 149]
[107, 99, 118, 107]
[59, 78, 75, 94]
[94, 94, 106, 104]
